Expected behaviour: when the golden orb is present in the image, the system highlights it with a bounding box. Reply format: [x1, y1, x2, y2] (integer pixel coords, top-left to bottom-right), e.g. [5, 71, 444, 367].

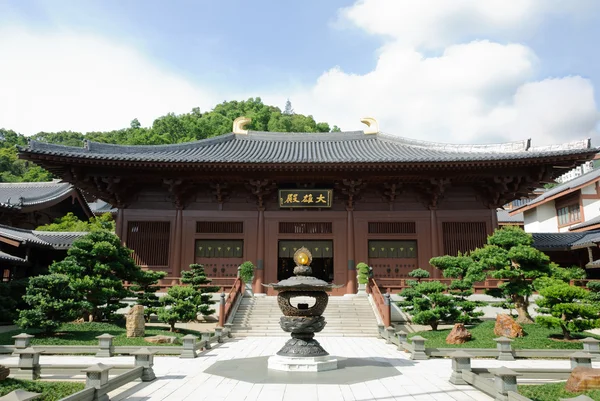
[293, 247, 312, 266]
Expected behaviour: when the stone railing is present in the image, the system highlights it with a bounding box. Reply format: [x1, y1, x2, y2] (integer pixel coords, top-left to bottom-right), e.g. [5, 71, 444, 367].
[0, 349, 157, 401]
[379, 326, 600, 361]
[1, 328, 231, 359]
[219, 277, 244, 326]
[448, 351, 591, 401]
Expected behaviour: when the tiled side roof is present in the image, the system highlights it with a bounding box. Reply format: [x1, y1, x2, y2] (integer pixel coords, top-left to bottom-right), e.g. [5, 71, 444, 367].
[497, 209, 524, 223]
[0, 180, 87, 212]
[512, 168, 600, 213]
[88, 200, 117, 215]
[0, 224, 88, 249]
[0, 251, 29, 266]
[587, 259, 600, 268]
[19, 132, 595, 164]
[531, 232, 589, 251]
[531, 231, 600, 251]
[570, 215, 600, 231]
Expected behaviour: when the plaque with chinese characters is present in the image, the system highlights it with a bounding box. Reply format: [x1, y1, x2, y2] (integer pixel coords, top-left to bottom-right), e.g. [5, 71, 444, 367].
[278, 189, 332, 208]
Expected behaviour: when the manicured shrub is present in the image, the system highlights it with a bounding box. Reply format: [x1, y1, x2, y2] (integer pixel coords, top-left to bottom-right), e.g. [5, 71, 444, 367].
[181, 263, 218, 317]
[157, 285, 200, 332]
[356, 262, 370, 285]
[239, 261, 255, 284]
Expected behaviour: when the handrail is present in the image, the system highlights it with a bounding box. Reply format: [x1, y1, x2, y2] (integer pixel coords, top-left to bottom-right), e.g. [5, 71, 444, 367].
[219, 277, 243, 326]
[367, 277, 391, 327]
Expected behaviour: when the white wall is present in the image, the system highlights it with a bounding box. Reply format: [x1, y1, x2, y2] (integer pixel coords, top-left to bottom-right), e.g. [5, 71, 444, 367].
[524, 201, 558, 233]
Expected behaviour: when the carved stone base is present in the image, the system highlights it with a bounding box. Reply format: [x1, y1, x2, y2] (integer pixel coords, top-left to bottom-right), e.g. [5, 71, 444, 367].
[276, 337, 329, 357]
[268, 355, 338, 372]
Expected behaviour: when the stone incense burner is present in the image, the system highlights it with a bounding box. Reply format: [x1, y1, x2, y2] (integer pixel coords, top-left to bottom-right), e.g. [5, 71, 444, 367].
[264, 247, 340, 372]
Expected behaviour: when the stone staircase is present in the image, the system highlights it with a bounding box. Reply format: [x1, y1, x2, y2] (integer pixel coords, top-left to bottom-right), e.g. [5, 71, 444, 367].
[229, 296, 380, 337]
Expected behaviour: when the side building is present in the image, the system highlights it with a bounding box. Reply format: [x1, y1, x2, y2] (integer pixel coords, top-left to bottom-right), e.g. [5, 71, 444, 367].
[18, 119, 597, 294]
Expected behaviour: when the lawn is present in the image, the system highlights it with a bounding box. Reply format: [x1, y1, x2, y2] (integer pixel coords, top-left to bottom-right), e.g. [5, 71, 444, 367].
[0, 378, 84, 401]
[407, 321, 600, 349]
[519, 382, 600, 401]
[0, 322, 202, 346]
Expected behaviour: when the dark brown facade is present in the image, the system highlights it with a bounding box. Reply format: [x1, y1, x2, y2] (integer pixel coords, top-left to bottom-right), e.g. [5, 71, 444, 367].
[19, 126, 597, 294]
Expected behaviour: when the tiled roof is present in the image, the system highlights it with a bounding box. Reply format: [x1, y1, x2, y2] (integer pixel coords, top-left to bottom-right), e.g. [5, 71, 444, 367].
[0, 250, 29, 266]
[0, 224, 88, 250]
[88, 200, 117, 215]
[0, 180, 90, 214]
[512, 168, 600, 213]
[587, 259, 600, 268]
[570, 215, 600, 231]
[18, 132, 595, 165]
[497, 209, 524, 223]
[531, 231, 600, 251]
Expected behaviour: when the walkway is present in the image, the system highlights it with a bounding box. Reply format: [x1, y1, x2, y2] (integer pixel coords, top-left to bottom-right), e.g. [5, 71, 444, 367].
[0, 336, 580, 401]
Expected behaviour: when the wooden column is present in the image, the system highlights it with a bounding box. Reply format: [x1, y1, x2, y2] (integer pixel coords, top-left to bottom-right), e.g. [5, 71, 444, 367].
[254, 208, 265, 293]
[346, 207, 356, 294]
[491, 208, 499, 231]
[430, 209, 440, 278]
[116, 209, 125, 243]
[172, 209, 183, 278]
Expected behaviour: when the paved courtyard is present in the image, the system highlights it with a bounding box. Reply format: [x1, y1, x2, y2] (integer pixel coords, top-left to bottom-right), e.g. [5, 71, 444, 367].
[0, 336, 581, 401]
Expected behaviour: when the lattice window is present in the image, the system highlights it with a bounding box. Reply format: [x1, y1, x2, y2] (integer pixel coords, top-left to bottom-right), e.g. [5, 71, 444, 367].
[196, 221, 243, 234]
[368, 222, 416, 234]
[442, 222, 487, 256]
[279, 222, 333, 234]
[195, 240, 243, 258]
[126, 221, 171, 267]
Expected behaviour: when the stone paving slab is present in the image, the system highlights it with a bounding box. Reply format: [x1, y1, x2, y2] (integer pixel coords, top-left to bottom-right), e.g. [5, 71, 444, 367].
[0, 336, 588, 401]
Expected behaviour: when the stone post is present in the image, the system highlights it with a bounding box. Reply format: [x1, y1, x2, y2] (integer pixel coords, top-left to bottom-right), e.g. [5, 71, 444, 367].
[14, 347, 41, 380]
[95, 334, 115, 358]
[12, 333, 34, 350]
[0, 389, 42, 400]
[581, 338, 600, 359]
[396, 331, 407, 345]
[82, 363, 111, 401]
[224, 323, 233, 338]
[180, 334, 198, 359]
[377, 324, 385, 338]
[570, 351, 593, 369]
[214, 326, 224, 343]
[201, 332, 212, 349]
[385, 326, 395, 344]
[218, 292, 226, 327]
[489, 367, 520, 401]
[410, 335, 428, 360]
[383, 293, 391, 327]
[493, 337, 514, 361]
[131, 348, 157, 381]
[449, 351, 472, 385]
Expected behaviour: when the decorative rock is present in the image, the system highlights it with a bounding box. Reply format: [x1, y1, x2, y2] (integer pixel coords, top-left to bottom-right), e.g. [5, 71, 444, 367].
[0, 365, 9, 381]
[126, 305, 146, 338]
[494, 314, 524, 338]
[145, 335, 180, 344]
[446, 323, 472, 345]
[566, 367, 600, 392]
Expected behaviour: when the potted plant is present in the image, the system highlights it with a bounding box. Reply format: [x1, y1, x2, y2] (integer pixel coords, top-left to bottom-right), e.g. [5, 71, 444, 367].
[356, 262, 370, 295]
[238, 261, 255, 296]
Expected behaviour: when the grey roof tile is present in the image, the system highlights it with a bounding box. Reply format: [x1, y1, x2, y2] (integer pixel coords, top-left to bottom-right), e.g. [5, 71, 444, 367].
[570, 215, 600, 231]
[0, 250, 29, 266]
[19, 132, 596, 165]
[88, 200, 117, 215]
[0, 224, 87, 249]
[497, 209, 524, 223]
[531, 232, 590, 251]
[0, 180, 80, 210]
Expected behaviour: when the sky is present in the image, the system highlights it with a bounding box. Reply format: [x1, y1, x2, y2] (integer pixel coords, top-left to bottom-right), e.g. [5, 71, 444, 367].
[1, 0, 599, 145]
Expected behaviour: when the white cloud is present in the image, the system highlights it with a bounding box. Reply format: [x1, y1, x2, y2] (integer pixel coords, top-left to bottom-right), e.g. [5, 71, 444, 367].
[0, 26, 216, 135]
[266, 0, 600, 145]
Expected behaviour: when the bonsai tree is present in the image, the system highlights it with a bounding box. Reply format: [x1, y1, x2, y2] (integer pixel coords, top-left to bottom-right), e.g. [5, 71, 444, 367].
[130, 270, 167, 321]
[535, 281, 600, 340]
[49, 230, 142, 322]
[181, 263, 218, 318]
[399, 269, 460, 331]
[239, 261, 255, 284]
[356, 262, 370, 285]
[17, 274, 84, 333]
[157, 286, 198, 332]
[430, 253, 486, 324]
[406, 268, 430, 286]
[471, 226, 551, 324]
[36, 212, 115, 232]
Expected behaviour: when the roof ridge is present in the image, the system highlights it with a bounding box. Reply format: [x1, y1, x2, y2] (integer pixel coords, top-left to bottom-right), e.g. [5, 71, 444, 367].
[378, 132, 532, 153]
